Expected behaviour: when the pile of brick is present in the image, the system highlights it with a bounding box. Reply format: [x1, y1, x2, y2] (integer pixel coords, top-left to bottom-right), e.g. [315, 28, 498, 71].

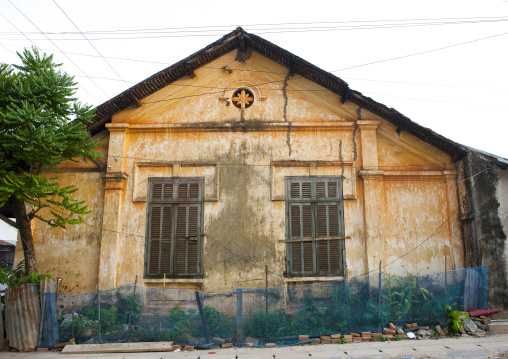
[461, 315, 490, 337]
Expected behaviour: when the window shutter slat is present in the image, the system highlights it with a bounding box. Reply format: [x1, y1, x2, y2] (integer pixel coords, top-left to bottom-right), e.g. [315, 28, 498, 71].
[187, 240, 198, 274]
[151, 207, 161, 239]
[290, 182, 300, 199]
[177, 206, 187, 238]
[329, 240, 340, 272]
[303, 241, 313, 272]
[160, 241, 171, 273]
[318, 241, 329, 272]
[149, 240, 160, 274]
[317, 182, 326, 198]
[163, 184, 173, 199]
[317, 205, 328, 237]
[152, 184, 162, 200]
[175, 238, 187, 274]
[328, 204, 339, 237]
[290, 205, 301, 238]
[188, 207, 198, 237]
[291, 243, 302, 273]
[178, 183, 188, 199]
[302, 182, 311, 198]
[302, 205, 312, 237]
[189, 183, 199, 199]
[328, 182, 337, 198]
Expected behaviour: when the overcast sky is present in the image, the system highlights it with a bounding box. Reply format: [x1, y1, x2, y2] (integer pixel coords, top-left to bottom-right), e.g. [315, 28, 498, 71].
[1, 0, 508, 241]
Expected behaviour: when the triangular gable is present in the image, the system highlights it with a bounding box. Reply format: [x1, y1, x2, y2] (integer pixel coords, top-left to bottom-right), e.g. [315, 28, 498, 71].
[87, 27, 465, 161]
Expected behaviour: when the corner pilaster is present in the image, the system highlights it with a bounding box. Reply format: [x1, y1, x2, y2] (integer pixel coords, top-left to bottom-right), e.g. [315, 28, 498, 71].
[98, 124, 129, 290]
[357, 120, 383, 274]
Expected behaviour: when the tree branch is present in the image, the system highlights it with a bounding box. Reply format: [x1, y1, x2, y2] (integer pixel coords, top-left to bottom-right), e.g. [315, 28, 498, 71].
[0, 213, 18, 229]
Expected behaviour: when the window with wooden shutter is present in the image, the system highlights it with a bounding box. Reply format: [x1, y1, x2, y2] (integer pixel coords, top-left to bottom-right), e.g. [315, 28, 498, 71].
[285, 177, 345, 277]
[145, 178, 204, 278]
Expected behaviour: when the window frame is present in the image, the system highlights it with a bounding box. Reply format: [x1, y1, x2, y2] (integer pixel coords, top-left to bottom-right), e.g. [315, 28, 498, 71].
[144, 177, 204, 279]
[285, 176, 345, 277]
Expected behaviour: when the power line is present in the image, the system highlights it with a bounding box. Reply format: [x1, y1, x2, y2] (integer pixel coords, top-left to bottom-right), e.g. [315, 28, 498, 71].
[51, 0, 129, 88]
[2, 16, 508, 40]
[2, 15, 507, 34]
[332, 31, 508, 72]
[0, 11, 38, 48]
[6, 0, 107, 102]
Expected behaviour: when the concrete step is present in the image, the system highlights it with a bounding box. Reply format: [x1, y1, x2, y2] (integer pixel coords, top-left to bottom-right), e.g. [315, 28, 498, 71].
[487, 322, 508, 334]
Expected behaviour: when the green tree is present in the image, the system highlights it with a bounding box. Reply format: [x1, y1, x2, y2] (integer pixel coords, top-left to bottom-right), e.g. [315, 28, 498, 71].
[0, 48, 99, 274]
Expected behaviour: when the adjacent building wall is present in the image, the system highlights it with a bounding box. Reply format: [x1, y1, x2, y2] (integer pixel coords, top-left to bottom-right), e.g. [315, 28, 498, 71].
[459, 150, 508, 316]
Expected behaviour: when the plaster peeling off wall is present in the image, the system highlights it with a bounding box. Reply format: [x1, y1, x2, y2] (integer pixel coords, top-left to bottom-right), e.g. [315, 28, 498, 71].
[495, 167, 508, 315]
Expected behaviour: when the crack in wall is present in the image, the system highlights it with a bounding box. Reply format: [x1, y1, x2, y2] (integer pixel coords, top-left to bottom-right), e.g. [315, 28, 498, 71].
[339, 139, 344, 179]
[353, 107, 362, 161]
[282, 73, 292, 156]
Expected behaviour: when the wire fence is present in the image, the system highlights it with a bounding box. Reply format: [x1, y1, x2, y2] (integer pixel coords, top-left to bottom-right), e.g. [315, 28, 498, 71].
[39, 266, 488, 348]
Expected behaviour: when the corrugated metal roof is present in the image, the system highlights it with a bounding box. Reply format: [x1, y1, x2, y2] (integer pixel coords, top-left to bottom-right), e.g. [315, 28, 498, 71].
[86, 27, 466, 160]
[4, 283, 41, 351]
[0, 240, 15, 246]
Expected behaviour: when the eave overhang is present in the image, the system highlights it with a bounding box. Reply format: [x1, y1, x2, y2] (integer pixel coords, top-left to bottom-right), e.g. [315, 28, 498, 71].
[86, 27, 466, 161]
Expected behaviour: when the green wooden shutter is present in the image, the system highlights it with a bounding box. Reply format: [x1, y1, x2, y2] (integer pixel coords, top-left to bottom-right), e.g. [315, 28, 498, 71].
[175, 204, 201, 276]
[286, 177, 345, 277]
[148, 205, 161, 275]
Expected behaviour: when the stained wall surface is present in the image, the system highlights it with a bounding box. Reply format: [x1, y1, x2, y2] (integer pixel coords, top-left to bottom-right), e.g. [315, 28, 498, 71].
[19, 50, 465, 293]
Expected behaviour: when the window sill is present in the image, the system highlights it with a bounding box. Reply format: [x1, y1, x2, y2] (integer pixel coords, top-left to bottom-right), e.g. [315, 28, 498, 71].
[285, 276, 345, 284]
[144, 278, 204, 284]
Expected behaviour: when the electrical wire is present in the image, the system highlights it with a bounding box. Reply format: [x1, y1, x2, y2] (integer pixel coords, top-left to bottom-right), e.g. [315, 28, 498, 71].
[51, 0, 130, 88]
[332, 31, 508, 72]
[1, 15, 506, 34]
[2, 16, 508, 40]
[6, 0, 108, 102]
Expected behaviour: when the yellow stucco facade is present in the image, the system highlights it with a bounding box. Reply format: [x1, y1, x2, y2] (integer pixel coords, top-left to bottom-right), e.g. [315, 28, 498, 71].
[18, 42, 464, 294]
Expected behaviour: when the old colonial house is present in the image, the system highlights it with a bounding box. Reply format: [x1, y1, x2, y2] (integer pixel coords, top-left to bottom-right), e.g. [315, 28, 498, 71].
[14, 28, 507, 313]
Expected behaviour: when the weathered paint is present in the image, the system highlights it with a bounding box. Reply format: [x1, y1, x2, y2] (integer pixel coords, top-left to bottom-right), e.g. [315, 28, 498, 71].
[458, 150, 508, 316]
[17, 49, 465, 294]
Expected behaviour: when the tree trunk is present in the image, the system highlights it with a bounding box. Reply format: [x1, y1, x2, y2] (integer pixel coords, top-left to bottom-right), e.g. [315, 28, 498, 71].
[9, 196, 38, 275]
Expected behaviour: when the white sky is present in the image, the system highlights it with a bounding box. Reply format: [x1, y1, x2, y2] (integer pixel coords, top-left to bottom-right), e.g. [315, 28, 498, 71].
[0, 0, 507, 164]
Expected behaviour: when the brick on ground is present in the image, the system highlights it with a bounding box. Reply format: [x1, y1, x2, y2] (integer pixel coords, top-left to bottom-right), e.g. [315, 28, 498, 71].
[265, 343, 276, 348]
[351, 332, 361, 337]
[312, 339, 321, 345]
[320, 336, 331, 341]
[172, 345, 181, 351]
[183, 346, 194, 351]
[221, 343, 234, 348]
[388, 323, 396, 330]
[212, 337, 225, 345]
[361, 331, 372, 337]
[245, 337, 259, 345]
[298, 335, 309, 341]
[331, 334, 341, 339]
[435, 325, 444, 335]
[383, 328, 396, 335]
[411, 323, 418, 327]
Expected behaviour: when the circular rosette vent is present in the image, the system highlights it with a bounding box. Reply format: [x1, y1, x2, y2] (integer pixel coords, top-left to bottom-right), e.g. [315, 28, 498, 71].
[232, 88, 254, 109]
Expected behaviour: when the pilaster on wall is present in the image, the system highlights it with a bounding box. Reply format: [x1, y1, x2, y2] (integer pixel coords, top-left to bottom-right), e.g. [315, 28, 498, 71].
[98, 124, 129, 290]
[358, 120, 383, 274]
